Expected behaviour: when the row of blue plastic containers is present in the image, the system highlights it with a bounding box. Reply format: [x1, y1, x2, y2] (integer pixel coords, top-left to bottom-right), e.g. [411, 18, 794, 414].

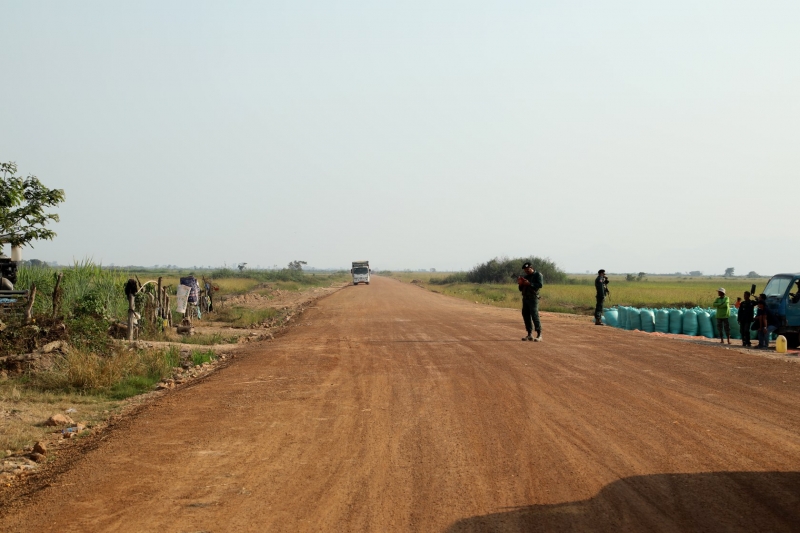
[603, 306, 746, 339]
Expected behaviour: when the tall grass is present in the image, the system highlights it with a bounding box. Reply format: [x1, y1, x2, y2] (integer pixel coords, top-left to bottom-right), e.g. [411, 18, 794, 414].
[32, 346, 180, 397]
[16, 259, 130, 320]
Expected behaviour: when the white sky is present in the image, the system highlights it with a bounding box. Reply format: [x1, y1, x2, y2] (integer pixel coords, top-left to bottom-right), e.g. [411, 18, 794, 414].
[1, 1, 798, 275]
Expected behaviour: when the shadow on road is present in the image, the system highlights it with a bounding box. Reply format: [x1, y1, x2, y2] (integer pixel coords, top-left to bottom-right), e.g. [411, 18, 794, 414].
[445, 471, 800, 533]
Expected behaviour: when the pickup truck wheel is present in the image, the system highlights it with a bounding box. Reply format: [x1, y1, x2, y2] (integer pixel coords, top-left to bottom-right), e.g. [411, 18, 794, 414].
[366, 282, 370, 285]
[353, 282, 358, 286]
[786, 332, 800, 350]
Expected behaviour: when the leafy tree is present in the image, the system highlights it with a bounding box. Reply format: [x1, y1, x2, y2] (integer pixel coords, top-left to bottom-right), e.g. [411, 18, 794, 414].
[464, 256, 567, 284]
[287, 260, 307, 271]
[724, 267, 735, 277]
[1, 162, 65, 248]
[747, 271, 759, 278]
[237, 262, 247, 272]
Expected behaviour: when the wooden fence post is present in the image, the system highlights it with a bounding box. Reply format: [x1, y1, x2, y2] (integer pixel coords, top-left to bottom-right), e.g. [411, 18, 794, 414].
[127, 293, 136, 341]
[51, 272, 63, 318]
[157, 277, 163, 319]
[24, 284, 37, 324]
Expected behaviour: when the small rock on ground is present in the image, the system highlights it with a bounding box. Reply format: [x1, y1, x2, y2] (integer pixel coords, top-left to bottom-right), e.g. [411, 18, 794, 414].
[45, 414, 75, 426]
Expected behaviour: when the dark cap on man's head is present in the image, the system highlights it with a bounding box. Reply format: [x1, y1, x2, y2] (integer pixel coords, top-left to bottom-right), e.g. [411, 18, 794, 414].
[522, 262, 532, 269]
[598, 269, 606, 274]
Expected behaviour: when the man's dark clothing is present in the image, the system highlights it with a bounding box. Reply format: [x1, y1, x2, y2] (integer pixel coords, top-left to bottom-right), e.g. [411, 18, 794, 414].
[738, 299, 756, 346]
[522, 297, 541, 335]
[519, 271, 543, 334]
[594, 275, 607, 322]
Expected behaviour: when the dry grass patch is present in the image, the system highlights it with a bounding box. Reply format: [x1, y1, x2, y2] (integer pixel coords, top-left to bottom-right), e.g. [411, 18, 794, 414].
[0, 379, 118, 457]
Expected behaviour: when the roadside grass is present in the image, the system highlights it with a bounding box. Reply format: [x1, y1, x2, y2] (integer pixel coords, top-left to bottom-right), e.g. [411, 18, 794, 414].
[2, 265, 345, 455]
[216, 306, 279, 327]
[191, 349, 216, 366]
[179, 333, 241, 345]
[384, 273, 772, 314]
[0, 378, 120, 456]
[214, 278, 260, 295]
[30, 346, 180, 397]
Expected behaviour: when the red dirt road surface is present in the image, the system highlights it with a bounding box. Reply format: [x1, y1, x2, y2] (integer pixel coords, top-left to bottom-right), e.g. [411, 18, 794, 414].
[2, 277, 799, 532]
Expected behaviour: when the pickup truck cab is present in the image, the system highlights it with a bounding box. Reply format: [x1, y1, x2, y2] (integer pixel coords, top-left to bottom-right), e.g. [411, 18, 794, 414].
[763, 273, 800, 348]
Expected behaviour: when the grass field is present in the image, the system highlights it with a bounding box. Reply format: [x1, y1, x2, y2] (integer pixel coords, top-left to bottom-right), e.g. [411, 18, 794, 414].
[383, 272, 772, 314]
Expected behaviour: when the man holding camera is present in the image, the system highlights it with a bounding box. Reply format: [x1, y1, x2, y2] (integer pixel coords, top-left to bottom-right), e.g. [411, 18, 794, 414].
[594, 269, 609, 325]
[518, 262, 543, 341]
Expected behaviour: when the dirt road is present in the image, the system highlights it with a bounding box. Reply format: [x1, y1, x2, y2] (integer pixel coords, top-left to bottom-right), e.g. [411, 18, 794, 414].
[2, 277, 799, 532]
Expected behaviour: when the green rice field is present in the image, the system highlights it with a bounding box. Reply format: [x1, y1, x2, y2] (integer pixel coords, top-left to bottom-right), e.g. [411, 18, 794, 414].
[383, 272, 773, 315]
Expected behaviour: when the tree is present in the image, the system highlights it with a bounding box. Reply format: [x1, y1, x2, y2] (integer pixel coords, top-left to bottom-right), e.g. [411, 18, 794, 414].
[747, 271, 759, 278]
[288, 260, 307, 271]
[237, 262, 247, 272]
[1, 162, 65, 248]
[724, 267, 735, 277]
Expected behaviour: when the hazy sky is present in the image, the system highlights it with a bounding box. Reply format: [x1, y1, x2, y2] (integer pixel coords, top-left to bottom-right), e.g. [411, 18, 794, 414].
[1, 1, 798, 274]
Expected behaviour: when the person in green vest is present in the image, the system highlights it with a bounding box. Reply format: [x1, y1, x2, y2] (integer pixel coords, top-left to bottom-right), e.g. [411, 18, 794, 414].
[712, 288, 731, 345]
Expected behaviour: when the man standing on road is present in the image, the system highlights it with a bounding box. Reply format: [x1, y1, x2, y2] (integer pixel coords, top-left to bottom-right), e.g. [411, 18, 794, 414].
[712, 288, 731, 344]
[738, 291, 756, 347]
[594, 269, 609, 325]
[518, 262, 543, 342]
[755, 301, 774, 349]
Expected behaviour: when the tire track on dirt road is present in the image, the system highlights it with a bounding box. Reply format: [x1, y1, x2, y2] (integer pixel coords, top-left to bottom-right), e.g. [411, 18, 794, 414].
[1, 276, 799, 532]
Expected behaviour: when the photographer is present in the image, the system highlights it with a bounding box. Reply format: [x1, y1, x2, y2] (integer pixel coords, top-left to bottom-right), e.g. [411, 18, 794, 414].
[518, 262, 543, 341]
[594, 269, 609, 326]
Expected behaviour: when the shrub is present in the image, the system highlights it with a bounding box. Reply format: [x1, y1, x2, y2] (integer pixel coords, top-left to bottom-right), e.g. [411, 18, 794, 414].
[463, 256, 568, 284]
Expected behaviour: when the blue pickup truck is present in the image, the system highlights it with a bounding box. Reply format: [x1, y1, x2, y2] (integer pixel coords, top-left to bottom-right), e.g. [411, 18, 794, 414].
[763, 273, 800, 349]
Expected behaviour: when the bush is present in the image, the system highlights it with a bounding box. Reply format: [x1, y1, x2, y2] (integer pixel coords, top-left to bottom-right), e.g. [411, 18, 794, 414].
[461, 256, 568, 284]
[67, 316, 115, 354]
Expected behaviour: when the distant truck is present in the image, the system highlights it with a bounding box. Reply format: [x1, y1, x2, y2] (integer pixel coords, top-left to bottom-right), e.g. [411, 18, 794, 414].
[351, 261, 370, 285]
[762, 273, 800, 349]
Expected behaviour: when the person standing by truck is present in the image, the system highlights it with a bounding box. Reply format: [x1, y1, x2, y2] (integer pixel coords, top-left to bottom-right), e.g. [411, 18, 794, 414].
[594, 269, 609, 325]
[738, 291, 757, 347]
[712, 288, 731, 344]
[518, 262, 543, 341]
[755, 300, 781, 349]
